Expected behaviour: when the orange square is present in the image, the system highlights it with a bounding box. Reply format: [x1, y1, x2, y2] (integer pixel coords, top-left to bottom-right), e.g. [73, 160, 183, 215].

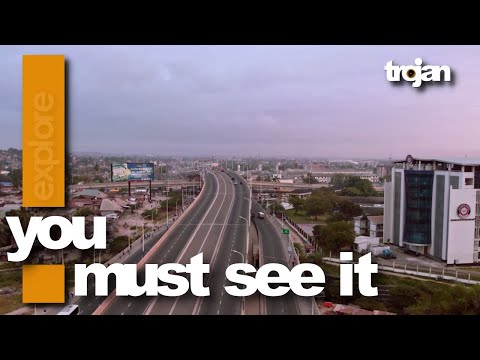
[22, 265, 65, 303]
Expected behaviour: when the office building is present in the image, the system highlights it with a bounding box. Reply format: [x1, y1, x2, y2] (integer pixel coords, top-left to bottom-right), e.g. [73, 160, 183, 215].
[384, 155, 480, 264]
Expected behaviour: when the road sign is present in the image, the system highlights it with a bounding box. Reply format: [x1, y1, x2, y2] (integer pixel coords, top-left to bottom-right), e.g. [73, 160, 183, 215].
[282, 228, 290, 235]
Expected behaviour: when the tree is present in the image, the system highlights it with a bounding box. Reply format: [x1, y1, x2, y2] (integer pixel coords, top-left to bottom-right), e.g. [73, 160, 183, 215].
[336, 199, 363, 218]
[313, 221, 355, 251]
[9, 168, 22, 189]
[94, 163, 99, 172]
[289, 196, 304, 215]
[304, 196, 332, 220]
[271, 201, 285, 216]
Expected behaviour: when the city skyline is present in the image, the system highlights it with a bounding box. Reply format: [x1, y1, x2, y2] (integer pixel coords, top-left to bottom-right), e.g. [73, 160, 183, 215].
[2, 45, 480, 158]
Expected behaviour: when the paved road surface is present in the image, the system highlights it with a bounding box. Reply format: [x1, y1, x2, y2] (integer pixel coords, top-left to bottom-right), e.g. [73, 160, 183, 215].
[94, 171, 218, 315]
[97, 171, 249, 315]
[146, 171, 249, 315]
[252, 201, 300, 315]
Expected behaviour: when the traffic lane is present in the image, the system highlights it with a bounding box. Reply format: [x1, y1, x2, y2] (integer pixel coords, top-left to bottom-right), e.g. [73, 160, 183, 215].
[100, 172, 218, 315]
[168, 173, 235, 315]
[107, 172, 219, 315]
[217, 176, 248, 315]
[77, 224, 169, 315]
[252, 202, 300, 315]
[148, 173, 231, 315]
[199, 176, 248, 315]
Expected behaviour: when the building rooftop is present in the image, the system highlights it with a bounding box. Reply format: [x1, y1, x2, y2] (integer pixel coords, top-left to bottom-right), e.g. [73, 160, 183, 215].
[73, 189, 108, 199]
[393, 157, 480, 166]
[367, 215, 383, 225]
[354, 236, 379, 244]
[289, 188, 312, 194]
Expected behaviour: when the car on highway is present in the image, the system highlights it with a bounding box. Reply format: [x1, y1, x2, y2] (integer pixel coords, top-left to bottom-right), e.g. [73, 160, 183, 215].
[258, 212, 265, 219]
[233, 181, 238, 185]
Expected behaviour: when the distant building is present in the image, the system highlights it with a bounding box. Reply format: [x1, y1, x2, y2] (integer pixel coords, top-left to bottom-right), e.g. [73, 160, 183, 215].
[354, 215, 384, 238]
[72, 189, 108, 199]
[354, 215, 369, 236]
[354, 236, 380, 254]
[368, 215, 384, 238]
[384, 156, 480, 264]
[288, 189, 312, 200]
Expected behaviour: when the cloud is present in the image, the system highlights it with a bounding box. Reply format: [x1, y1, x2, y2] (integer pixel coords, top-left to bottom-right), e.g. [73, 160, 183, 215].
[1, 45, 480, 158]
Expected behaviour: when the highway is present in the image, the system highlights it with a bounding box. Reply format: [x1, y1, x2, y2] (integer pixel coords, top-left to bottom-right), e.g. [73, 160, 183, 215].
[252, 201, 301, 315]
[94, 171, 219, 315]
[145, 171, 248, 315]
[94, 170, 249, 315]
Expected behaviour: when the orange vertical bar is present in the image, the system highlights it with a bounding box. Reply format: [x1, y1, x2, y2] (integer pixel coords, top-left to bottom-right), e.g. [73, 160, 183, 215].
[23, 55, 65, 207]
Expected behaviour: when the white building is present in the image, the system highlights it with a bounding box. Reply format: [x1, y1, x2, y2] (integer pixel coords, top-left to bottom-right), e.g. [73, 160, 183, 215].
[354, 236, 380, 254]
[384, 155, 480, 264]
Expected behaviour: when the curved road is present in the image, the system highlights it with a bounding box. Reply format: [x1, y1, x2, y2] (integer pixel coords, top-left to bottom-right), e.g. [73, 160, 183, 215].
[94, 170, 249, 315]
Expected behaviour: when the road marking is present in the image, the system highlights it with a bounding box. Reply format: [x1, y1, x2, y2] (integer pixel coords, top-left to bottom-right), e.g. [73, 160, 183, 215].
[128, 303, 131, 307]
[169, 297, 182, 315]
[144, 173, 221, 316]
[194, 173, 238, 315]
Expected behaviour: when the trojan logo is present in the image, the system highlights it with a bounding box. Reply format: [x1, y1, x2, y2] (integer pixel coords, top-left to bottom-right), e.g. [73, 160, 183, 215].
[384, 58, 451, 88]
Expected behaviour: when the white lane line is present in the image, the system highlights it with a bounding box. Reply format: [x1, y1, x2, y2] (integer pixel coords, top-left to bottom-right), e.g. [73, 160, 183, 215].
[169, 297, 182, 315]
[128, 303, 131, 307]
[145, 174, 221, 316]
[194, 173, 237, 315]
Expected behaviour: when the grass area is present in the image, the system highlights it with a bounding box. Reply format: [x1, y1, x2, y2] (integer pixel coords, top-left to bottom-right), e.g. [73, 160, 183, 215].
[0, 295, 22, 314]
[285, 210, 326, 225]
[0, 271, 22, 314]
[0, 270, 21, 288]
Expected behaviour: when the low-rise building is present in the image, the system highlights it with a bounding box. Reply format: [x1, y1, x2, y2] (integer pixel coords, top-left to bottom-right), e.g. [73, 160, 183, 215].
[353, 236, 380, 254]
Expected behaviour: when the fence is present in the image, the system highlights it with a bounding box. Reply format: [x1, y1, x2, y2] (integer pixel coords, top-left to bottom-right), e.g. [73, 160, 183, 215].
[323, 256, 480, 285]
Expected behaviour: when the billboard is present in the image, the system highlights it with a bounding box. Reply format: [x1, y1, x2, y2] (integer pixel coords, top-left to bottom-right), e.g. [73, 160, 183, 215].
[111, 163, 154, 182]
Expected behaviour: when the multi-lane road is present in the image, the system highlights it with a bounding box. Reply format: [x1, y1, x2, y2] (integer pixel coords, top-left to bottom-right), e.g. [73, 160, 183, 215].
[252, 202, 301, 315]
[93, 170, 250, 315]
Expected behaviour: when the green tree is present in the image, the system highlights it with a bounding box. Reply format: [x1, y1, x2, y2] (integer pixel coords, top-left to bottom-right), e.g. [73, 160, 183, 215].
[336, 199, 363, 218]
[271, 201, 285, 215]
[289, 196, 304, 215]
[304, 195, 333, 220]
[9, 168, 22, 189]
[313, 221, 355, 251]
[94, 163, 99, 172]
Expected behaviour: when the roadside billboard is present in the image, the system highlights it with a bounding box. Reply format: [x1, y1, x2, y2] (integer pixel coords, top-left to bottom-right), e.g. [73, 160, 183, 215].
[111, 163, 154, 182]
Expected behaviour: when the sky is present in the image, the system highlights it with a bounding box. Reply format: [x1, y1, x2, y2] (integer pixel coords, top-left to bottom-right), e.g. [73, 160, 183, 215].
[1, 45, 480, 159]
